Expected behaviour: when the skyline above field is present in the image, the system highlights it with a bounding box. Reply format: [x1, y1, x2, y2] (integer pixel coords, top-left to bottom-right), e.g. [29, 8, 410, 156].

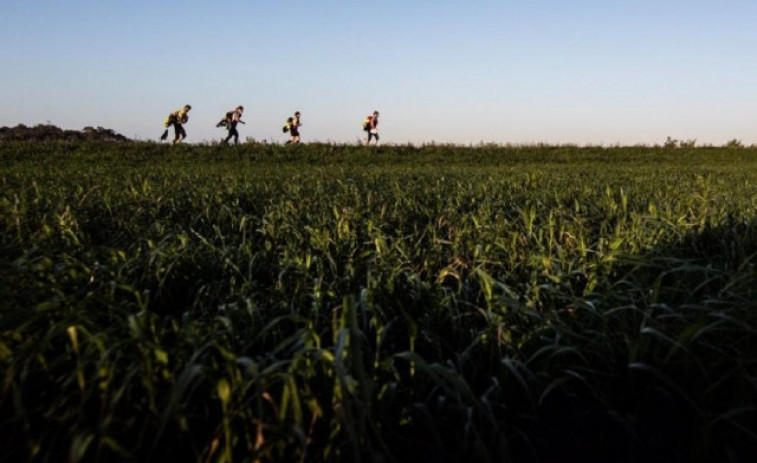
[2, 0, 755, 145]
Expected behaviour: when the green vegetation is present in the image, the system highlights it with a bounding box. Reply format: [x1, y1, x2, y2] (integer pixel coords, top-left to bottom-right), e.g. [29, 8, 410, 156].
[1, 142, 756, 462]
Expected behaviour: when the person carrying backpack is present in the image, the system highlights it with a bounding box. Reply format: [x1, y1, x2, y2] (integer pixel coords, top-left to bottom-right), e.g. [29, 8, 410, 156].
[160, 104, 191, 144]
[363, 110, 379, 145]
[219, 106, 245, 144]
[285, 111, 301, 144]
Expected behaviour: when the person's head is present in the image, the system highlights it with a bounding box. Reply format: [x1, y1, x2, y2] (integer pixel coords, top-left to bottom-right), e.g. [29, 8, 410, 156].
[295, 111, 300, 117]
[373, 110, 379, 117]
[237, 106, 244, 112]
[184, 104, 192, 111]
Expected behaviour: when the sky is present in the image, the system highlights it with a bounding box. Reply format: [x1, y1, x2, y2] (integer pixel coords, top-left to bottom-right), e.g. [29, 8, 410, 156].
[1, 0, 756, 145]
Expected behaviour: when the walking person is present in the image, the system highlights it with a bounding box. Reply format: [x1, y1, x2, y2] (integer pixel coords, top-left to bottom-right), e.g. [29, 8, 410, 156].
[218, 106, 245, 144]
[286, 111, 301, 144]
[160, 104, 191, 144]
[363, 110, 379, 145]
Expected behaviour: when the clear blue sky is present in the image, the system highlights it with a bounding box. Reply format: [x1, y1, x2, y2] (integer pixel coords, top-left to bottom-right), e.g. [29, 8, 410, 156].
[1, 0, 755, 145]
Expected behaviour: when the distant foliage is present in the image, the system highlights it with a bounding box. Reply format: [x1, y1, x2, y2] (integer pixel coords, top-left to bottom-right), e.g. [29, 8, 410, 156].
[663, 136, 697, 148]
[725, 138, 744, 148]
[0, 124, 130, 142]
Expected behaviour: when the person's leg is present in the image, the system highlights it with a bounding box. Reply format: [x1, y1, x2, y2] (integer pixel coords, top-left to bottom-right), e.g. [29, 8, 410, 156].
[174, 124, 186, 144]
[224, 126, 235, 144]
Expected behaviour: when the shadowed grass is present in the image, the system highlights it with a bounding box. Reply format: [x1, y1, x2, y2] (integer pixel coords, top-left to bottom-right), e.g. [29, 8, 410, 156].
[1, 142, 756, 462]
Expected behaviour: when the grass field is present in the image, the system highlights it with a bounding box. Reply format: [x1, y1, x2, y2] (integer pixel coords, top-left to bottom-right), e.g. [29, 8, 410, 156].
[1, 142, 756, 462]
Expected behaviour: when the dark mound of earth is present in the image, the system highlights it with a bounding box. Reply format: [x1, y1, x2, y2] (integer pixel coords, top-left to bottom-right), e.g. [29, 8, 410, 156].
[0, 124, 130, 142]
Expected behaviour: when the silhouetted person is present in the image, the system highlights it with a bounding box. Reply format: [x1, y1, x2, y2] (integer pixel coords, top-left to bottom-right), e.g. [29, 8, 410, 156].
[363, 110, 379, 145]
[285, 111, 301, 144]
[219, 106, 245, 144]
[160, 104, 191, 144]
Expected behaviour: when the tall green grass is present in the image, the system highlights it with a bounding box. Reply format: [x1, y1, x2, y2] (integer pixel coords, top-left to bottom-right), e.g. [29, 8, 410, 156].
[1, 142, 756, 462]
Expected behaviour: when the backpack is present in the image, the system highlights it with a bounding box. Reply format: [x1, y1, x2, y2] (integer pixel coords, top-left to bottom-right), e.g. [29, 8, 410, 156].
[362, 116, 372, 131]
[164, 114, 177, 127]
[282, 117, 293, 133]
[217, 111, 234, 129]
